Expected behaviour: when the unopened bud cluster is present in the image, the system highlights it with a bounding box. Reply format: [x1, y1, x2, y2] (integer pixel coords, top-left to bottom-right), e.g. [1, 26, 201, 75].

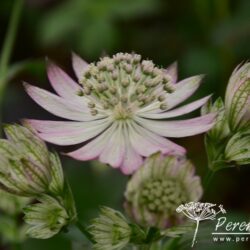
[79, 53, 175, 120]
[89, 207, 146, 250]
[202, 62, 250, 170]
[0, 124, 76, 239]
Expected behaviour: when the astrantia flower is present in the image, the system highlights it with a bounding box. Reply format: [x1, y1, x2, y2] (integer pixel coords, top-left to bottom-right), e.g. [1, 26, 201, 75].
[124, 153, 203, 229]
[225, 62, 250, 131]
[23, 195, 70, 239]
[24, 53, 215, 174]
[89, 207, 141, 250]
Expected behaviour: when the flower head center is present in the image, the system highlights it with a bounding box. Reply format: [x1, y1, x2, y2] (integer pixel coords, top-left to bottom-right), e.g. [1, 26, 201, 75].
[113, 103, 133, 120]
[78, 53, 176, 118]
[140, 178, 187, 213]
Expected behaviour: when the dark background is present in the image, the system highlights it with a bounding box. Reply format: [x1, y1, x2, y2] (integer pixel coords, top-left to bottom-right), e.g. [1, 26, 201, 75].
[0, 0, 250, 249]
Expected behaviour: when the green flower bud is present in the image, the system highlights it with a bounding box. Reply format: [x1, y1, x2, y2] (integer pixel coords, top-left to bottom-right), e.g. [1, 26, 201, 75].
[225, 62, 250, 131]
[0, 125, 65, 197]
[48, 152, 64, 195]
[202, 97, 230, 141]
[89, 207, 146, 250]
[23, 195, 70, 239]
[124, 153, 203, 229]
[0, 125, 51, 196]
[89, 207, 131, 250]
[225, 130, 250, 165]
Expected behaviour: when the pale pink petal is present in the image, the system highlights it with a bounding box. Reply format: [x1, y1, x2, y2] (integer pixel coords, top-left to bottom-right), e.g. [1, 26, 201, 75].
[164, 61, 178, 83]
[99, 123, 125, 168]
[135, 113, 216, 138]
[166, 75, 204, 110]
[128, 122, 168, 157]
[23, 119, 111, 145]
[72, 52, 89, 80]
[139, 95, 211, 119]
[47, 60, 83, 98]
[130, 122, 186, 155]
[24, 83, 103, 121]
[120, 126, 143, 174]
[66, 123, 116, 160]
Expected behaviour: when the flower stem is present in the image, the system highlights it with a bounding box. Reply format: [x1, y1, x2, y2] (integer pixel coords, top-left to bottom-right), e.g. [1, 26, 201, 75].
[75, 221, 95, 243]
[0, 0, 23, 133]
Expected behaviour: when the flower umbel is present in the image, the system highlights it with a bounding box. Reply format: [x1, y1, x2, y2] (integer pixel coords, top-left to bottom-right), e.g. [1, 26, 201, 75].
[176, 202, 226, 247]
[124, 153, 203, 229]
[24, 52, 215, 174]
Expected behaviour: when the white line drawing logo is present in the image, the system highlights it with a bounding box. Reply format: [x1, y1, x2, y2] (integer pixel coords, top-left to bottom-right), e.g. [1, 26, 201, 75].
[176, 202, 226, 247]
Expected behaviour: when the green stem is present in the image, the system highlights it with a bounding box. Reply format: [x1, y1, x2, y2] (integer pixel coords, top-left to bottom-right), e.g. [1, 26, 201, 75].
[75, 221, 95, 243]
[203, 169, 215, 192]
[0, 0, 23, 132]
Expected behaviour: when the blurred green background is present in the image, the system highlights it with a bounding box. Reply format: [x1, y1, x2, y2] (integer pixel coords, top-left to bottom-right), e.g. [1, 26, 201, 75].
[0, 0, 250, 249]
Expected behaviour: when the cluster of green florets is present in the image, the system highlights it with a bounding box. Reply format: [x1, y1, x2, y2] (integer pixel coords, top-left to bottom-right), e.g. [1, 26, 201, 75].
[140, 178, 187, 214]
[79, 53, 175, 119]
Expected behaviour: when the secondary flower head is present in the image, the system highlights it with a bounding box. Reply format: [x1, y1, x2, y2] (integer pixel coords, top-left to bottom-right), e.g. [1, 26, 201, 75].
[24, 52, 215, 174]
[225, 62, 250, 131]
[124, 153, 203, 229]
[23, 195, 70, 239]
[89, 207, 132, 250]
[0, 124, 64, 197]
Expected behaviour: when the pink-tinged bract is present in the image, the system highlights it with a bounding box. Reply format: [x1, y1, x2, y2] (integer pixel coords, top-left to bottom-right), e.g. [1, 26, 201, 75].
[225, 62, 250, 131]
[124, 153, 203, 229]
[24, 52, 215, 174]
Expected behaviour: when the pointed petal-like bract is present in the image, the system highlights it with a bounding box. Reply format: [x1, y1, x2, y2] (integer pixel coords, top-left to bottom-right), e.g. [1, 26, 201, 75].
[165, 75, 204, 110]
[139, 95, 211, 119]
[201, 97, 230, 141]
[164, 62, 178, 83]
[24, 82, 99, 121]
[225, 130, 250, 165]
[47, 60, 83, 98]
[225, 62, 250, 131]
[23, 119, 111, 145]
[135, 113, 216, 138]
[72, 52, 89, 80]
